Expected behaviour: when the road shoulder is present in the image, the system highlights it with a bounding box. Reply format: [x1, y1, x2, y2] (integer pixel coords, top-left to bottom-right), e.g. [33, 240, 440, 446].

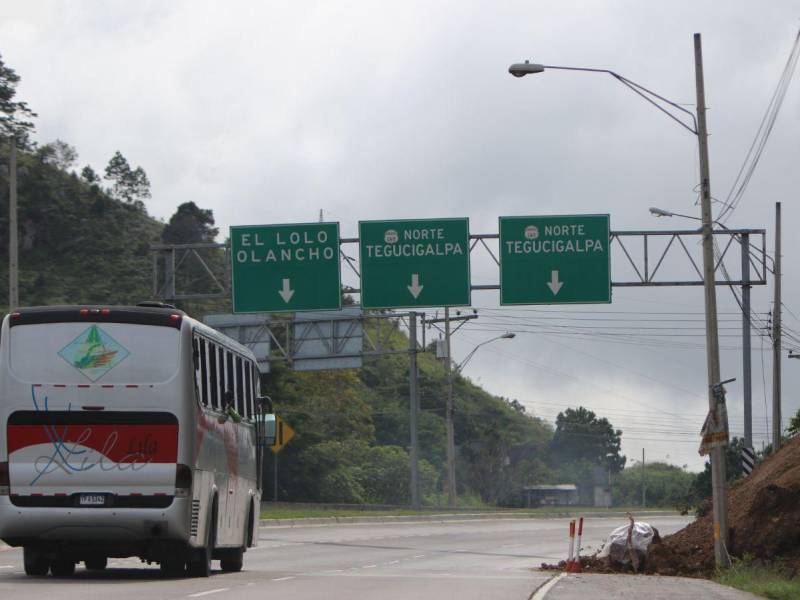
[538, 573, 762, 599]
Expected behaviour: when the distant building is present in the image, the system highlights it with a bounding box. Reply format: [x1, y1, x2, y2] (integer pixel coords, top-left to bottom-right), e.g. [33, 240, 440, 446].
[522, 484, 579, 508]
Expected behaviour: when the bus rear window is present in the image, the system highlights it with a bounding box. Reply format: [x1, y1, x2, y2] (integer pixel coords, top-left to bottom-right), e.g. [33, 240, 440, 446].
[9, 322, 180, 384]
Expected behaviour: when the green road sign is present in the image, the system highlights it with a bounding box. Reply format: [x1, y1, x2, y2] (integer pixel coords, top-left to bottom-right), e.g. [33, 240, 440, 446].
[230, 222, 341, 313]
[359, 218, 471, 309]
[499, 214, 611, 305]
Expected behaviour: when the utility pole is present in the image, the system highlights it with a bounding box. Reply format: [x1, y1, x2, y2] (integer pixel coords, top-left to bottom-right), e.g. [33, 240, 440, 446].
[444, 307, 456, 508]
[742, 233, 752, 450]
[772, 202, 782, 450]
[9, 137, 18, 311]
[409, 312, 421, 509]
[695, 33, 730, 568]
[641, 448, 646, 508]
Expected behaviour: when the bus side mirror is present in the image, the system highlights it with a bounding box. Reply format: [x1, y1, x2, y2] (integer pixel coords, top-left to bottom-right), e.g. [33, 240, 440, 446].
[257, 413, 276, 447]
[258, 395, 273, 413]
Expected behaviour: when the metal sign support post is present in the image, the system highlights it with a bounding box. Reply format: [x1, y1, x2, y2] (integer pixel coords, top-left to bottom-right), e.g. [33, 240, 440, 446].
[409, 312, 420, 509]
[444, 308, 456, 508]
[772, 202, 782, 450]
[742, 233, 752, 450]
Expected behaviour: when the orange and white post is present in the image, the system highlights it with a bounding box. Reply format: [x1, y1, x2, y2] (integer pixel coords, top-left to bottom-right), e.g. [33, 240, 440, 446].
[565, 519, 575, 571]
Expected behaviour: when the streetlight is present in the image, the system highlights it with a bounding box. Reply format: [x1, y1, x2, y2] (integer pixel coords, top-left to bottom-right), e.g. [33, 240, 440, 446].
[455, 332, 516, 373]
[510, 34, 731, 568]
[444, 331, 515, 508]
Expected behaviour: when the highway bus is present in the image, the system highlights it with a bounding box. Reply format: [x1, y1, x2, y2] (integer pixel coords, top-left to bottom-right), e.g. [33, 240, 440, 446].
[0, 304, 274, 577]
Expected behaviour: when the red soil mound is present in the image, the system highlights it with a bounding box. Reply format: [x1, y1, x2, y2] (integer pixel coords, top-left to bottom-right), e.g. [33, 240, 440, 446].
[646, 435, 800, 576]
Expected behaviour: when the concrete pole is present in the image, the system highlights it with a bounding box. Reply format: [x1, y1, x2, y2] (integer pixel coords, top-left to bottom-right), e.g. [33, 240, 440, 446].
[694, 32, 730, 568]
[641, 448, 646, 508]
[444, 306, 457, 508]
[741, 234, 752, 449]
[772, 202, 782, 449]
[9, 137, 18, 311]
[409, 312, 421, 509]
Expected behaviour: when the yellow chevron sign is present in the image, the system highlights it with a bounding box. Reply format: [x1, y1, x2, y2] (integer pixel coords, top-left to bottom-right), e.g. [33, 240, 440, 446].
[271, 416, 295, 453]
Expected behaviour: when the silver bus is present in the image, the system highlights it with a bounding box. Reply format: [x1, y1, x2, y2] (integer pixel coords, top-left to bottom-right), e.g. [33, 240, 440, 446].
[0, 305, 273, 577]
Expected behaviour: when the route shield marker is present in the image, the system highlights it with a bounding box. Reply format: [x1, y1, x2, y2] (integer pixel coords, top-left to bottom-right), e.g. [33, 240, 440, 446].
[230, 222, 342, 313]
[359, 218, 471, 309]
[499, 214, 611, 305]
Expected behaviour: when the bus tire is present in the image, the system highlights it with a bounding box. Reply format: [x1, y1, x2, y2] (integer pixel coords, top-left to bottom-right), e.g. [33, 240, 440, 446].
[246, 502, 255, 547]
[220, 549, 243, 573]
[23, 548, 50, 576]
[188, 501, 216, 577]
[160, 552, 186, 578]
[51, 558, 76, 577]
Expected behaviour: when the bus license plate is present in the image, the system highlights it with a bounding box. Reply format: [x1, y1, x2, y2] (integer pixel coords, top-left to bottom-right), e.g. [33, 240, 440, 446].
[79, 494, 107, 506]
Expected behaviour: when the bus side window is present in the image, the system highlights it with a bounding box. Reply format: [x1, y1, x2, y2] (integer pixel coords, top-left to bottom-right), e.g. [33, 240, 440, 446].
[220, 347, 228, 408]
[192, 337, 201, 399]
[209, 342, 219, 409]
[244, 360, 253, 420]
[235, 356, 245, 418]
[199, 338, 209, 407]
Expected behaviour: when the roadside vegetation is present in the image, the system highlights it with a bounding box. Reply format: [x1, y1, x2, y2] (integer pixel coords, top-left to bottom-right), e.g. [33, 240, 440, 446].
[717, 557, 800, 600]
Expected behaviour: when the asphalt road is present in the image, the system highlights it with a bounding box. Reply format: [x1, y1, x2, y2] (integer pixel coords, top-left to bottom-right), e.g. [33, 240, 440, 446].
[0, 515, 692, 600]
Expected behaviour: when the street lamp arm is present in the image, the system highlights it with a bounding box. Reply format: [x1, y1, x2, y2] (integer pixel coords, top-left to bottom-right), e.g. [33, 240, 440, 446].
[455, 332, 515, 373]
[537, 64, 699, 135]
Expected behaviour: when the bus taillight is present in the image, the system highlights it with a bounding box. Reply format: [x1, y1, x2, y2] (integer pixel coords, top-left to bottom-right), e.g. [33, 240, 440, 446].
[0, 461, 8, 495]
[175, 464, 192, 498]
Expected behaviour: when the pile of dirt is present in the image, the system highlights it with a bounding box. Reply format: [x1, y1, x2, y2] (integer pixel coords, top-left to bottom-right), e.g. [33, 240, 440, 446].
[646, 434, 800, 576]
[547, 436, 800, 577]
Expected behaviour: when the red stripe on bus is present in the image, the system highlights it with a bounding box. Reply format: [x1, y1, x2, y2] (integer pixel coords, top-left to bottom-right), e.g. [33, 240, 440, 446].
[78, 384, 90, 388]
[7, 424, 179, 462]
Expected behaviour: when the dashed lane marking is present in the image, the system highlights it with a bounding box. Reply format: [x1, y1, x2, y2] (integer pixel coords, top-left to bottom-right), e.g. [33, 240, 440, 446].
[187, 588, 230, 598]
[0, 565, 13, 569]
[361, 564, 377, 569]
[271, 576, 295, 582]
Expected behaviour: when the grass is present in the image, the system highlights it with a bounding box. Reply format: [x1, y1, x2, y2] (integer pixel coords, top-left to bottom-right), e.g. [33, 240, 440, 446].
[717, 559, 800, 600]
[259, 505, 673, 520]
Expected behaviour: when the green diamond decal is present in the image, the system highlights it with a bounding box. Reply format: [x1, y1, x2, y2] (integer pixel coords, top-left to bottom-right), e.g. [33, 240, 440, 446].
[58, 324, 130, 381]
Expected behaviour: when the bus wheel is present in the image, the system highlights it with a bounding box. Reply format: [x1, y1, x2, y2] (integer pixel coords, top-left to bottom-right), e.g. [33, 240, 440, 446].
[23, 548, 50, 576]
[50, 558, 76, 577]
[188, 507, 216, 578]
[220, 549, 243, 573]
[85, 557, 108, 571]
[160, 553, 186, 578]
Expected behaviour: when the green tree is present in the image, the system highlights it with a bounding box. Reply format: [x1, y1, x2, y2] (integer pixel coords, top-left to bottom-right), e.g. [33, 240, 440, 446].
[81, 165, 100, 184]
[35, 140, 78, 170]
[548, 406, 626, 472]
[688, 436, 747, 513]
[613, 461, 695, 509]
[786, 407, 800, 437]
[162, 201, 219, 244]
[0, 52, 36, 145]
[104, 151, 151, 207]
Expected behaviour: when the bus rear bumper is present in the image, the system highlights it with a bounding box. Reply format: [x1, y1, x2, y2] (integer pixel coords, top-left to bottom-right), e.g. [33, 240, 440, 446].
[0, 496, 192, 552]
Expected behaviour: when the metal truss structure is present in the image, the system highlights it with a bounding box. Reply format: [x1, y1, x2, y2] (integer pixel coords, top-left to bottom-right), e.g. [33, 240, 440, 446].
[151, 227, 767, 301]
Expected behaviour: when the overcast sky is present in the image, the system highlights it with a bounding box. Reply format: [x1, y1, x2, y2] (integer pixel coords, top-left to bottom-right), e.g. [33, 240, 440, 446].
[3, 1, 799, 471]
